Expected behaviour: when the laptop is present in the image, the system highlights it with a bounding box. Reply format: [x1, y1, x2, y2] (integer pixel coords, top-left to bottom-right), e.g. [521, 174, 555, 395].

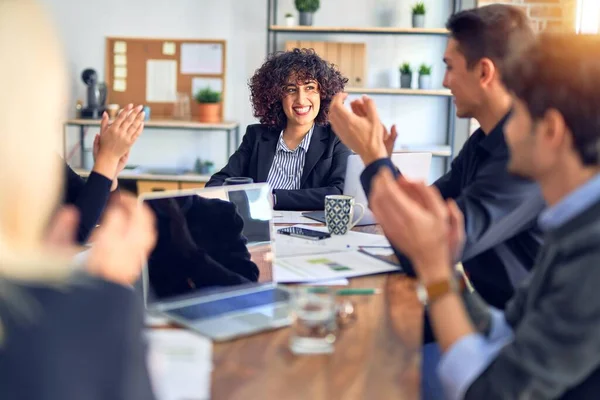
[139, 183, 291, 342]
[304, 152, 432, 226]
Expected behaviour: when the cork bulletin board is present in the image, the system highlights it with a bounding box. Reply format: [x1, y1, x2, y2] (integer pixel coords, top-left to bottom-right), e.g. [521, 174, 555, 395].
[105, 37, 227, 119]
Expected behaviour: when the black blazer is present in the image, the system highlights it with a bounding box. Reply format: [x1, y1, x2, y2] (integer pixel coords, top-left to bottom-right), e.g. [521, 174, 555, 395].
[147, 195, 260, 300]
[206, 124, 351, 211]
[0, 277, 155, 400]
[63, 161, 113, 244]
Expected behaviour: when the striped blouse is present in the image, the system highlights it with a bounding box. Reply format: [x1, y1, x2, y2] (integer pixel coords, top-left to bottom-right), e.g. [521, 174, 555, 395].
[266, 125, 314, 191]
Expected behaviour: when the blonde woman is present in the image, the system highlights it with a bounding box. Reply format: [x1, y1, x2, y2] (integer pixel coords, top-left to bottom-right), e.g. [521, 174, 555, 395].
[0, 1, 157, 398]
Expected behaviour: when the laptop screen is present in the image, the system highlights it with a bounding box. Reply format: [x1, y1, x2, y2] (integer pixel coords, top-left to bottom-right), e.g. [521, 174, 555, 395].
[141, 183, 274, 305]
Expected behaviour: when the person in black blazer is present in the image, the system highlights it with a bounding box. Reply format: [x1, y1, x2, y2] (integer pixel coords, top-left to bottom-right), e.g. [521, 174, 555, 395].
[63, 104, 145, 244]
[146, 195, 259, 300]
[206, 48, 352, 211]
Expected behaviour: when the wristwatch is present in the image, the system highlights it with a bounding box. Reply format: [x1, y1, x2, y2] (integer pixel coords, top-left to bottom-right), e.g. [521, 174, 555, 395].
[416, 270, 467, 306]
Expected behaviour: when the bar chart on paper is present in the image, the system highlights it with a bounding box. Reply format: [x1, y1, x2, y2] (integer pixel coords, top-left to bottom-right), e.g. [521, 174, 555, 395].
[274, 251, 399, 283]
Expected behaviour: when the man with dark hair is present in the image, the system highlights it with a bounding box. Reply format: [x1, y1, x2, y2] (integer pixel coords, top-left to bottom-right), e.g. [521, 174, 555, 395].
[329, 4, 543, 317]
[368, 32, 600, 400]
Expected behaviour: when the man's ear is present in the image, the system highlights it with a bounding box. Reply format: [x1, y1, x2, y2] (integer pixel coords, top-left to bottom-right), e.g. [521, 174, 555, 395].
[479, 57, 497, 87]
[542, 108, 568, 151]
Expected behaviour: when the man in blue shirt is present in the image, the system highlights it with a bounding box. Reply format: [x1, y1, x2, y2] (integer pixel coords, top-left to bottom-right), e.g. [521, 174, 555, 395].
[368, 32, 600, 399]
[330, 5, 544, 338]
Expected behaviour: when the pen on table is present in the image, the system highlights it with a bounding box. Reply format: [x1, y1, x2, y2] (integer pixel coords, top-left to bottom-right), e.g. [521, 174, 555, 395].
[308, 288, 381, 295]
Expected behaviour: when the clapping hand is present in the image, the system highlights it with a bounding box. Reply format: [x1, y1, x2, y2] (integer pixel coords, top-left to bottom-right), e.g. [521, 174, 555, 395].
[348, 96, 398, 157]
[328, 93, 388, 165]
[93, 104, 145, 190]
[370, 169, 462, 284]
[86, 193, 156, 286]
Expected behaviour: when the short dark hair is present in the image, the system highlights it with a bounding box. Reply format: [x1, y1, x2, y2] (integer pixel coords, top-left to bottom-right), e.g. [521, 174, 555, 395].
[503, 33, 600, 165]
[249, 48, 348, 129]
[446, 4, 534, 73]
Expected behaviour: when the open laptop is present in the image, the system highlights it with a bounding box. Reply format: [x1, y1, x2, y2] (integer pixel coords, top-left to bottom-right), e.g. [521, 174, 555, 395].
[304, 152, 432, 226]
[139, 183, 291, 342]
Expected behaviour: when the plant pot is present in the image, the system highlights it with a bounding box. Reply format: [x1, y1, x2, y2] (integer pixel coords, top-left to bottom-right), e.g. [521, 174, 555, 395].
[197, 103, 221, 123]
[299, 12, 313, 26]
[375, 4, 396, 27]
[400, 73, 412, 89]
[285, 16, 295, 26]
[412, 14, 425, 28]
[418, 75, 432, 90]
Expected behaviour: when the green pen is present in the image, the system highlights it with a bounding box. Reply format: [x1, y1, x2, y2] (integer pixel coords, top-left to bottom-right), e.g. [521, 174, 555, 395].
[307, 288, 381, 295]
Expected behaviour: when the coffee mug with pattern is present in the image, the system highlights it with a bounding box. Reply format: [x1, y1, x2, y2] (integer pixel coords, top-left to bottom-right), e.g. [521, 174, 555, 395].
[324, 195, 365, 235]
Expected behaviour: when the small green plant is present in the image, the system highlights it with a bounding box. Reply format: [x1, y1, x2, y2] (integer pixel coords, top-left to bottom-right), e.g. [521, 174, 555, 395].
[412, 2, 426, 15]
[418, 64, 432, 75]
[400, 63, 412, 75]
[194, 87, 221, 103]
[295, 0, 320, 13]
[194, 159, 215, 174]
[285, 12, 293, 18]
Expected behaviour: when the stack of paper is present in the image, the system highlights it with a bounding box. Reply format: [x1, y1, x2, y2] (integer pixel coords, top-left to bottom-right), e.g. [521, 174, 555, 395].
[274, 250, 399, 283]
[273, 224, 396, 283]
[272, 211, 319, 225]
[274, 224, 390, 258]
[146, 329, 212, 400]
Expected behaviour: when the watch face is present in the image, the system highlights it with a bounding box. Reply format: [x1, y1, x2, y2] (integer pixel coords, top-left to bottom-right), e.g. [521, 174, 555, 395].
[416, 284, 428, 305]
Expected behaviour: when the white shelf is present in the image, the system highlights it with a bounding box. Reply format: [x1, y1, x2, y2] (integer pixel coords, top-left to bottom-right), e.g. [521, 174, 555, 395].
[345, 87, 452, 97]
[73, 168, 211, 182]
[269, 26, 449, 35]
[394, 145, 452, 157]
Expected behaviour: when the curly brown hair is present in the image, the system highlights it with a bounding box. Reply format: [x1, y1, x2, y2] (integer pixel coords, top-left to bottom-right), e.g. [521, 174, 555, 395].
[249, 48, 348, 129]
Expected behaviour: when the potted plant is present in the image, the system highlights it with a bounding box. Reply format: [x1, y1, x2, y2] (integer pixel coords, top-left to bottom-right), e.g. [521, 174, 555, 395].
[285, 12, 295, 26]
[412, 1, 426, 28]
[194, 87, 221, 123]
[295, 0, 319, 26]
[399, 63, 412, 89]
[418, 64, 432, 89]
[194, 159, 215, 174]
[203, 161, 215, 174]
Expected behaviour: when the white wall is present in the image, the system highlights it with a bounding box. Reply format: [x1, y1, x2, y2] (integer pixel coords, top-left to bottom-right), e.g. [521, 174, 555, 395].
[43, 0, 455, 181]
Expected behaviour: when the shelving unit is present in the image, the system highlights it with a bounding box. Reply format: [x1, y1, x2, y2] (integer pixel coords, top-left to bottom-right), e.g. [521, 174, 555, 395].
[266, 0, 462, 172]
[63, 118, 240, 170]
[268, 26, 449, 35]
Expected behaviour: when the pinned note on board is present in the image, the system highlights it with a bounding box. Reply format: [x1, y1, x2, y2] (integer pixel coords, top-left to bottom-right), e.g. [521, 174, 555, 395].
[146, 60, 177, 102]
[162, 42, 176, 55]
[114, 54, 127, 66]
[114, 67, 127, 78]
[113, 41, 127, 54]
[180, 43, 223, 74]
[113, 79, 126, 92]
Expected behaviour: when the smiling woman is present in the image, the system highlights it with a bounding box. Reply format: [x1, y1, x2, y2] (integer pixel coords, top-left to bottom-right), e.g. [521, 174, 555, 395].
[206, 48, 352, 211]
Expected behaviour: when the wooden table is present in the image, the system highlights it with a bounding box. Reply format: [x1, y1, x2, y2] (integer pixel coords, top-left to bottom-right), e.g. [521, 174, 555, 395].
[210, 226, 424, 400]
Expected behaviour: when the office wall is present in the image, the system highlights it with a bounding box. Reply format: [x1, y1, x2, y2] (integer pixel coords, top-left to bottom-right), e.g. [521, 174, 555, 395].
[469, 0, 579, 133]
[43, 0, 463, 182]
[477, 0, 578, 32]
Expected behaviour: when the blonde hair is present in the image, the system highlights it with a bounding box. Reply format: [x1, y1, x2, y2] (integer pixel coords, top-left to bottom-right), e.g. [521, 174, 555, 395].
[0, 0, 71, 281]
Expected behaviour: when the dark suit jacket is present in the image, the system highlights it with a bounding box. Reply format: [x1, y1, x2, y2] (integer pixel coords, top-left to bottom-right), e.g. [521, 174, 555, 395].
[147, 195, 259, 300]
[0, 276, 155, 400]
[465, 200, 600, 399]
[361, 113, 545, 310]
[206, 124, 351, 211]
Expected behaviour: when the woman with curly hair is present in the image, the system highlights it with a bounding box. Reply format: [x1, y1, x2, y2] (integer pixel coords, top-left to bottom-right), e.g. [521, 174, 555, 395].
[206, 48, 352, 210]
